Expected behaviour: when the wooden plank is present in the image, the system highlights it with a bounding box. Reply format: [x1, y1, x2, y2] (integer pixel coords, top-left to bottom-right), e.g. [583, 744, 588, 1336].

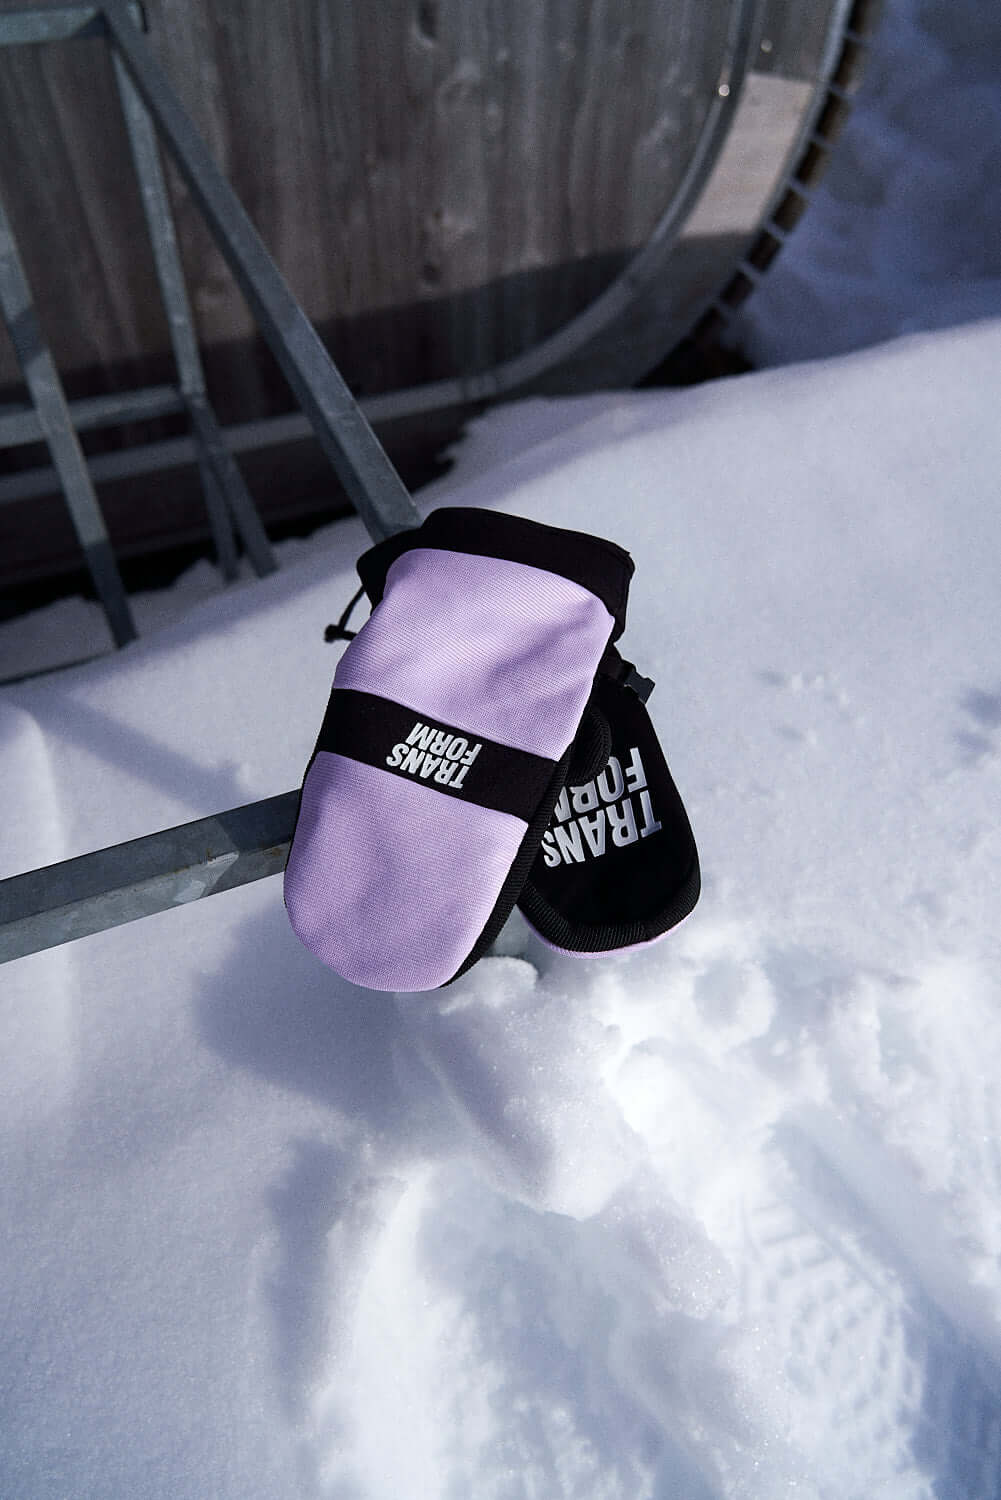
[0, 0, 735, 399]
[0, 19, 168, 381]
[753, 0, 851, 81]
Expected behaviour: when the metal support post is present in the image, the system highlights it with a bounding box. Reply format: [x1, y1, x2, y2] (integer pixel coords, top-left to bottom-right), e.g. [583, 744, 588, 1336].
[0, 189, 137, 647]
[192, 457, 240, 583]
[110, 43, 272, 578]
[186, 394, 277, 578]
[101, 0, 421, 543]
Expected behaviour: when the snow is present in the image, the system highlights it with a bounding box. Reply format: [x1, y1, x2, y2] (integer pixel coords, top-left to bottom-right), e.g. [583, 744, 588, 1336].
[735, 0, 1001, 365]
[3, 3, 1001, 1497]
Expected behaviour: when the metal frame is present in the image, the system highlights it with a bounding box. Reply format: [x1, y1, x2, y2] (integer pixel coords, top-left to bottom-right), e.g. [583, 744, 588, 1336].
[0, 4, 266, 639]
[0, 793, 297, 962]
[0, 0, 876, 519]
[0, 0, 877, 965]
[0, 1, 420, 646]
[98, 0, 418, 543]
[0, 188, 138, 645]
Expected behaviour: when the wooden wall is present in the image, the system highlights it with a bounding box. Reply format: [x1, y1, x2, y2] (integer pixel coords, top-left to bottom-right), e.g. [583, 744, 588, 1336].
[0, 0, 734, 418]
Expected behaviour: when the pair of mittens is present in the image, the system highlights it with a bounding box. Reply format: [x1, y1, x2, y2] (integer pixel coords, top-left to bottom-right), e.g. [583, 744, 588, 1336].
[284, 507, 698, 991]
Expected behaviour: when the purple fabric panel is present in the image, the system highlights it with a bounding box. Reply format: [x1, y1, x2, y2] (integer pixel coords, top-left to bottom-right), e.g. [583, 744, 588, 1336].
[284, 752, 525, 992]
[333, 547, 614, 758]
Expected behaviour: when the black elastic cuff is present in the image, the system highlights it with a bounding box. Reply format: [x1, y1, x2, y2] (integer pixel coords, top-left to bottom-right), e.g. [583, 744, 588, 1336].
[357, 507, 634, 639]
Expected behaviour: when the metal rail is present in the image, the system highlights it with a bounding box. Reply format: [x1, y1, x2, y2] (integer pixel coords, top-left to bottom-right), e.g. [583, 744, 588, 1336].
[100, 0, 420, 543]
[0, 0, 420, 602]
[0, 188, 138, 646]
[0, 1, 272, 630]
[0, 794, 297, 963]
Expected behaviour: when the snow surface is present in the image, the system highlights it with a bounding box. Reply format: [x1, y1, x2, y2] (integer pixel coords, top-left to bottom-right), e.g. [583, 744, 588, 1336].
[4, 2, 1001, 1494]
[3, 317, 1001, 1497]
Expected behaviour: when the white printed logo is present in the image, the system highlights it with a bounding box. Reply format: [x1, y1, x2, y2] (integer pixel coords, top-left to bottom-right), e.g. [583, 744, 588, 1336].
[386, 719, 482, 790]
[541, 748, 660, 866]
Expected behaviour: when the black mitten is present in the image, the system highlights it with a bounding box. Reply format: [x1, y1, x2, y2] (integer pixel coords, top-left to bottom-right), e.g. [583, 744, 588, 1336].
[518, 649, 700, 953]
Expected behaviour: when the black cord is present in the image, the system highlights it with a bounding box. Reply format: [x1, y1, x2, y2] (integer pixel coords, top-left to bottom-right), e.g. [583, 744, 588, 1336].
[323, 584, 367, 643]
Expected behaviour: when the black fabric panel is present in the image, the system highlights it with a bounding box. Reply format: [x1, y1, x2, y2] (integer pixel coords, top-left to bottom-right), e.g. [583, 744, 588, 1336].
[519, 850, 700, 954]
[357, 506, 633, 638]
[315, 687, 555, 822]
[518, 672, 700, 951]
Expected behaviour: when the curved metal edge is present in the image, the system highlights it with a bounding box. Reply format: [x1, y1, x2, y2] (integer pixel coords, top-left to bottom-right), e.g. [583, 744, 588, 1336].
[361, 0, 760, 418]
[360, 0, 882, 423]
[469, 0, 762, 395]
[659, 0, 882, 373]
[0, 2, 883, 536]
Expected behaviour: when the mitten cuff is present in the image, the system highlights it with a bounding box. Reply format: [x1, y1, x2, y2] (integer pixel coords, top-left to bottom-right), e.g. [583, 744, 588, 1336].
[357, 506, 634, 639]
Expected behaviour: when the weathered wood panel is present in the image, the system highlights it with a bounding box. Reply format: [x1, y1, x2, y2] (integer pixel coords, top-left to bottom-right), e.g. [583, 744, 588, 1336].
[0, 0, 873, 604]
[0, 0, 732, 411]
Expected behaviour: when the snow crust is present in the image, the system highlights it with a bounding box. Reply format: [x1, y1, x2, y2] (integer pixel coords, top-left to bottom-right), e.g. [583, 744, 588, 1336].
[3, 317, 1001, 1498]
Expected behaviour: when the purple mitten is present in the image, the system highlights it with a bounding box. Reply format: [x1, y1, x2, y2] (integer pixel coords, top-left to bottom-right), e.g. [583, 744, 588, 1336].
[284, 507, 633, 990]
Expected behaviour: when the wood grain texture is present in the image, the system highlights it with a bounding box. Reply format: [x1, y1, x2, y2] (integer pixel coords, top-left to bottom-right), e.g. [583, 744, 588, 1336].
[0, 0, 731, 409]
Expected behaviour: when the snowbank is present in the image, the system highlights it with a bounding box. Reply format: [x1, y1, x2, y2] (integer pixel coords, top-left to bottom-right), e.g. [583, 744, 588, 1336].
[3, 319, 1001, 1497]
[737, 0, 1001, 363]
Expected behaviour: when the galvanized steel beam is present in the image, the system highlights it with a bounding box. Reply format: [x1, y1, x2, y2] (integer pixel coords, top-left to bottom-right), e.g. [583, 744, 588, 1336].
[186, 393, 275, 577]
[110, 39, 245, 579]
[0, 384, 187, 447]
[101, 0, 421, 543]
[0, 189, 138, 647]
[0, 792, 298, 963]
